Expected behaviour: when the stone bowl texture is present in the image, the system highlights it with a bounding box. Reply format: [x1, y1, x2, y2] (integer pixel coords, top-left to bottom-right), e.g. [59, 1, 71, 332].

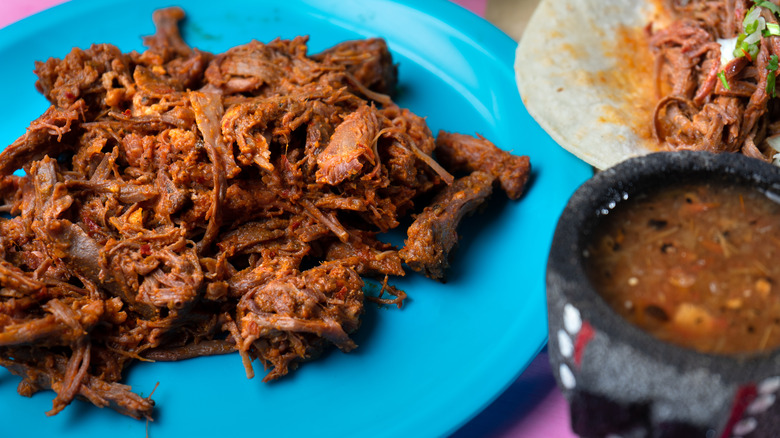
[546, 151, 780, 438]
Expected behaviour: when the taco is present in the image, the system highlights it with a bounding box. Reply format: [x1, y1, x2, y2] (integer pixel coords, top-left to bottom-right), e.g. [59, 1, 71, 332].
[516, 0, 780, 170]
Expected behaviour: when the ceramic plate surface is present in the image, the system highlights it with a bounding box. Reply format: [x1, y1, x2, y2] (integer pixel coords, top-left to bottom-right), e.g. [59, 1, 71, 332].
[0, 1, 592, 436]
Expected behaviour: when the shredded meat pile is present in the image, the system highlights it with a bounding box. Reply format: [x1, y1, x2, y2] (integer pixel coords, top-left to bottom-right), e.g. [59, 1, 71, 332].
[651, 0, 780, 161]
[0, 7, 531, 419]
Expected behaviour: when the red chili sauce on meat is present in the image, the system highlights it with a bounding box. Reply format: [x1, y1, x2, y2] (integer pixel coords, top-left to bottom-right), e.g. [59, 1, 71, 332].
[584, 181, 780, 355]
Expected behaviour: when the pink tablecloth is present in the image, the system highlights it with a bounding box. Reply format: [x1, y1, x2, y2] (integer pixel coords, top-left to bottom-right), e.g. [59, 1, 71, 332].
[0, 1, 577, 437]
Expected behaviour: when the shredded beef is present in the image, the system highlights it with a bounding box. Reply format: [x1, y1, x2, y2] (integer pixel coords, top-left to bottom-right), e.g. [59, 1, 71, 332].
[0, 7, 531, 419]
[650, 0, 780, 161]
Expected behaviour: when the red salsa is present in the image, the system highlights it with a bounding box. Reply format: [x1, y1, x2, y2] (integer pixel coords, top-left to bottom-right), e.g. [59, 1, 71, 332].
[585, 181, 780, 355]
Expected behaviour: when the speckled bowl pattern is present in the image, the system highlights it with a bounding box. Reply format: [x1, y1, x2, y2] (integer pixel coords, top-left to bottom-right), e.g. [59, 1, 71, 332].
[546, 151, 780, 438]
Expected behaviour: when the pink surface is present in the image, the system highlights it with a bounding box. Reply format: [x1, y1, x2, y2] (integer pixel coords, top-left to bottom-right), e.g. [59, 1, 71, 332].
[451, 0, 487, 16]
[0, 0, 66, 28]
[0, 1, 576, 437]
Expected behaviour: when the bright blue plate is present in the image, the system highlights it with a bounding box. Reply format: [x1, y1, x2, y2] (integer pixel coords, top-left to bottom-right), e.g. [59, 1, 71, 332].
[0, 1, 592, 436]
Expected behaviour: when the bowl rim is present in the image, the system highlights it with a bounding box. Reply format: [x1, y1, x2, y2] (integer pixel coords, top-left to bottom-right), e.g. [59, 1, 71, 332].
[547, 150, 780, 380]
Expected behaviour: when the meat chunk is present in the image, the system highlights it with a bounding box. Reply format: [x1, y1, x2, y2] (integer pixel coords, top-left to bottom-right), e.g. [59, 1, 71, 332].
[0, 101, 83, 175]
[399, 171, 495, 280]
[34, 44, 134, 111]
[236, 262, 364, 381]
[204, 36, 314, 95]
[435, 131, 531, 200]
[316, 105, 381, 185]
[312, 38, 398, 96]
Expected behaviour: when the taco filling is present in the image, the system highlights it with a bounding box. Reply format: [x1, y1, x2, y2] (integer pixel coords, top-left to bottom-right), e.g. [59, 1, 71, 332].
[516, 0, 780, 169]
[651, 0, 780, 164]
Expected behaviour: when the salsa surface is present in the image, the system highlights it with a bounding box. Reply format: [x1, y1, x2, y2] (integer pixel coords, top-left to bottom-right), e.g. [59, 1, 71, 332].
[585, 181, 780, 355]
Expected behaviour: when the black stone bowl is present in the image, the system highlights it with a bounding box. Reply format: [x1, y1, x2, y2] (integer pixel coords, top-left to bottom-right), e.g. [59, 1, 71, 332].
[546, 151, 780, 438]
